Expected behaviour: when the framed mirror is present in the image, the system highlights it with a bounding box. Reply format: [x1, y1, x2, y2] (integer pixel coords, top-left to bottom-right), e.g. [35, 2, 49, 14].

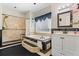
[57, 11, 72, 27]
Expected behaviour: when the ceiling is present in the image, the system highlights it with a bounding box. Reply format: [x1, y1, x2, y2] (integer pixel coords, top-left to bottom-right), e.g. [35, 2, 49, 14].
[2, 3, 51, 14]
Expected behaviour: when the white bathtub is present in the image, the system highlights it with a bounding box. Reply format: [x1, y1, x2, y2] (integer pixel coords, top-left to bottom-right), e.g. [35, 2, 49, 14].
[26, 35, 51, 41]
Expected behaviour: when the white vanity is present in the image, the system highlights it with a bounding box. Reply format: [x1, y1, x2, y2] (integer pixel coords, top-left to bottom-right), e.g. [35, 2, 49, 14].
[52, 29, 79, 56]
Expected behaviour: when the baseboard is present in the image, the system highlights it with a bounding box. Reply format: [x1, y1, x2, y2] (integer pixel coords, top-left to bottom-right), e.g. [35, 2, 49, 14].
[3, 41, 21, 47]
[0, 43, 21, 49]
[0, 39, 21, 49]
[2, 39, 21, 44]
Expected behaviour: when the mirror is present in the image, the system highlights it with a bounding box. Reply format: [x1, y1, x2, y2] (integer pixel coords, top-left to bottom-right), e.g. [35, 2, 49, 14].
[57, 11, 72, 27]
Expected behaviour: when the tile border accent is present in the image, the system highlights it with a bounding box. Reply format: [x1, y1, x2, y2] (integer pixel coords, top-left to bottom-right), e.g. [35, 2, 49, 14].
[51, 28, 79, 33]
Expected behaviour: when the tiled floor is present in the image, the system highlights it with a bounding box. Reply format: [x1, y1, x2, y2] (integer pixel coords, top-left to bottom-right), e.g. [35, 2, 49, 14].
[0, 45, 39, 56]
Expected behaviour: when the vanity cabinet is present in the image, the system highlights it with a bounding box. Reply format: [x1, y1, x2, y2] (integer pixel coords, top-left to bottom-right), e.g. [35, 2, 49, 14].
[52, 34, 79, 56]
[52, 35, 63, 56]
[53, 35, 63, 54]
[63, 35, 77, 56]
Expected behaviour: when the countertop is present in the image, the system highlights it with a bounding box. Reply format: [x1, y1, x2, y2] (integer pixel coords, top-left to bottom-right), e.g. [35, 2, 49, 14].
[53, 33, 79, 37]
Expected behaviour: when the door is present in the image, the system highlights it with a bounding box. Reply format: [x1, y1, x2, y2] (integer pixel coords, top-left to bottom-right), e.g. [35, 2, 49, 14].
[52, 35, 63, 55]
[53, 49, 62, 56]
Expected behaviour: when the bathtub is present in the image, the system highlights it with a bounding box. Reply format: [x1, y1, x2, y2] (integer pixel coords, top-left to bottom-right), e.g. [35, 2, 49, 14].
[26, 35, 51, 41]
[22, 34, 51, 55]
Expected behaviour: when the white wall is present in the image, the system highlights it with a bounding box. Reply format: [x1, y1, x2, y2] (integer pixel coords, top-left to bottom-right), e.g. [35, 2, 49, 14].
[33, 6, 51, 17]
[51, 4, 59, 28]
[2, 7, 25, 17]
[0, 5, 25, 30]
[25, 11, 35, 36]
[51, 3, 79, 28]
[25, 11, 32, 36]
[51, 3, 73, 28]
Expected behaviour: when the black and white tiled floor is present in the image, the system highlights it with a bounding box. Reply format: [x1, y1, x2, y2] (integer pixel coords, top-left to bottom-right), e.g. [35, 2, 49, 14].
[0, 45, 39, 56]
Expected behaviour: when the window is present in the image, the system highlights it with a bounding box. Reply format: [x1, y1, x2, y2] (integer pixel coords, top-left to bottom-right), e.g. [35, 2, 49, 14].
[35, 12, 51, 33]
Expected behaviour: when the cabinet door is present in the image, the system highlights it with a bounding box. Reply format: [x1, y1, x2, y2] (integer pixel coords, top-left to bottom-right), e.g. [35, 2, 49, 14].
[73, 36, 79, 55]
[52, 35, 63, 55]
[53, 49, 62, 56]
[63, 36, 77, 56]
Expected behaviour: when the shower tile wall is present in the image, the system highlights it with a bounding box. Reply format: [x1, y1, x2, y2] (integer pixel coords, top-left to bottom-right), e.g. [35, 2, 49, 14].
[2, 15, 25, 43]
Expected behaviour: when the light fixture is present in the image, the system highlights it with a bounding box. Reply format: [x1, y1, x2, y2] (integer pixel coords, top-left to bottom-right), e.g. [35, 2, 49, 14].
[58, 4, 72, 11]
